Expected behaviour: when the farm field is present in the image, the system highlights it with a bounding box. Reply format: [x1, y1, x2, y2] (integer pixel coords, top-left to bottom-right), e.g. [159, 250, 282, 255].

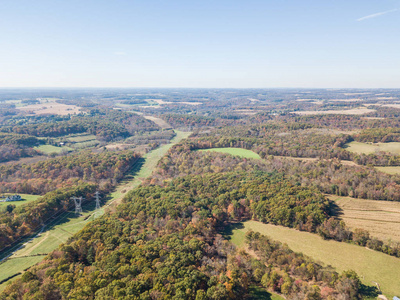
[143, 115, 172, 129]
[292, 108, 375, 115]
[344, 141, 400, 155]
[67, 134, 97, 143]
[198, 147, 261, 159]
[329, 195, 400, 243]
[34, 144, 72, 154]
[16, 101, 81, 115]
[230, 220, 400, 298]
[0, 194, 41, 208]
[375, 166, 400, 175]
[0, 130, 191, 291]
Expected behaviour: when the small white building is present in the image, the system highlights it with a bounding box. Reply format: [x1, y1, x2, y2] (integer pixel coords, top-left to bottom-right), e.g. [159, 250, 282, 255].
[5, 195, 22, 202]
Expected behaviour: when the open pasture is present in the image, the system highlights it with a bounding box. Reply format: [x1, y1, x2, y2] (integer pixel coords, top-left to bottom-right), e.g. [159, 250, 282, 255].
[34, 145, 72, 154]
[16, 102, 81, 115]
[292, 108, 375, 115]
[329, 195, 400, 243]
[198, 147, 261, 159]
[143, 115, 172, 129]
[230, 220, 400, 298]
[0, 194, 41, 208]
[344, 141, 400, 155]
[67, 134, 96, 143]
[376, 166, 400, 175]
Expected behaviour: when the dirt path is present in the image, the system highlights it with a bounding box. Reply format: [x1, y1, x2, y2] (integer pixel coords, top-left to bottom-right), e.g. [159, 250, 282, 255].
[12, 231, 50, 258]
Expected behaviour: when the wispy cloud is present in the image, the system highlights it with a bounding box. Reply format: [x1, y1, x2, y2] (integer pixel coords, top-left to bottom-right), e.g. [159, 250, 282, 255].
[114, 51, 127, 56]
[357, 8, 398, 21]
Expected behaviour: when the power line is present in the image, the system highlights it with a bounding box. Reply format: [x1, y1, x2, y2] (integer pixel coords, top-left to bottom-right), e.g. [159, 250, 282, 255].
[94, 191, 101, 210]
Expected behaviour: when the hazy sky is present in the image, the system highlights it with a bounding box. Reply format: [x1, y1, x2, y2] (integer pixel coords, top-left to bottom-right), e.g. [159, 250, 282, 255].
[1, 0, 399, 88]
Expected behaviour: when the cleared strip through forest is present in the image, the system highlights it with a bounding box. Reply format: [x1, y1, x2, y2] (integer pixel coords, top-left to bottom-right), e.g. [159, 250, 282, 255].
[0, 130, 191, 292]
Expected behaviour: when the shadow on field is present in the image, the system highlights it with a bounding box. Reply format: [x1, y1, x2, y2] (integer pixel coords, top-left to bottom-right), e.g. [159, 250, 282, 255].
[328, 200, 344, 218]
[123, 157, 145, 181]
[247, 285, 277, 300]
[219, 222, 244, 240]
[359, 284, 379, 299]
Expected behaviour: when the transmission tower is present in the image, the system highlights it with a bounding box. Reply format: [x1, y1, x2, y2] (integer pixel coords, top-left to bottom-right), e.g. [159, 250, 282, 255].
[94, 191, 101, 210]
[71, 196, 83, 215]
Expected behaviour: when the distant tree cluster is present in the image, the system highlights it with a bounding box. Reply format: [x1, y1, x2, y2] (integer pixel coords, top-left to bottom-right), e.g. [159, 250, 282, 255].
[1, 109, 159, 142]
[0, 150, 141, 195]
[0, 133, 43, 163]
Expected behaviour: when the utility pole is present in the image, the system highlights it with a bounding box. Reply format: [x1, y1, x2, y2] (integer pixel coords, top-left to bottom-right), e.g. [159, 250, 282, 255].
[71, 196, 83, 215]
[94, 191, 101, 210]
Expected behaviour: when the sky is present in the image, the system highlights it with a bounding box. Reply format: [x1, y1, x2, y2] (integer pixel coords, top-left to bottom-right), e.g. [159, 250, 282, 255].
[0, 0, 399, 88]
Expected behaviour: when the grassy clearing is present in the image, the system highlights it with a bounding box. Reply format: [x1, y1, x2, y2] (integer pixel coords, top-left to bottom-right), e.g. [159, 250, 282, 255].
[344, 141, 400, 155]
[34, 145, 72, 154]
[248, 285, 284, 300]
[67, 134, 96, 143]
[0, 194, 41, 208]
[108, 130, 191, 205]
[0, 130, 191, 290]
[292, 108, 375, 115]
[375, 166, 400, 175]
[230, 220, 400, 298]
[199, 147, 261, 159]
[329, 195, 400, 243]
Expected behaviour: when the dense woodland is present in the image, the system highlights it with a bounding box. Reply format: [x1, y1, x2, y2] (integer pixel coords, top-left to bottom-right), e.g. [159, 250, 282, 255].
[154, 148, 400, 201]
[1, 110, 159, 142]
[0, 172, 369, 299]
[0, 150, 140, 195]
[0, 133, 43, 163]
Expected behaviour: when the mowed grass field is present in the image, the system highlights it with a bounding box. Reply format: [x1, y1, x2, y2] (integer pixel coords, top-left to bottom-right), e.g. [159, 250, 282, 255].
[108, 130, 192, 205]
[0, 130, 192, 291]
[34, 144, 72, 154]
[344, 141, 400, 155]
[230, 220, 400, 298]
[67, 134, 97, 143]
[198, 147, 261, 159]
[0, 194, 41, 208]
[329, 195, 400, 243]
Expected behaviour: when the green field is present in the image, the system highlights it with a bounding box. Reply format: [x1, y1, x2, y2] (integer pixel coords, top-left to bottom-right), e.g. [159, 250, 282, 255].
[0, 130, 191, 291]
[34, 145, 72, 154]
[108, 130, 191, 204]
[67, 134, 97, 143]
[0, 194, 41, 208]
[230, 220, 400, 298]
[344, 141, 400, 155]
[248, 285, 284, 300]
[198, 147, 261, 159]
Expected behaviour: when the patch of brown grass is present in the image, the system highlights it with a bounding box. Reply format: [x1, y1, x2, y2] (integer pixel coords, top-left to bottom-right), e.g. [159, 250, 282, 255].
[329, 195, 400, 242]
